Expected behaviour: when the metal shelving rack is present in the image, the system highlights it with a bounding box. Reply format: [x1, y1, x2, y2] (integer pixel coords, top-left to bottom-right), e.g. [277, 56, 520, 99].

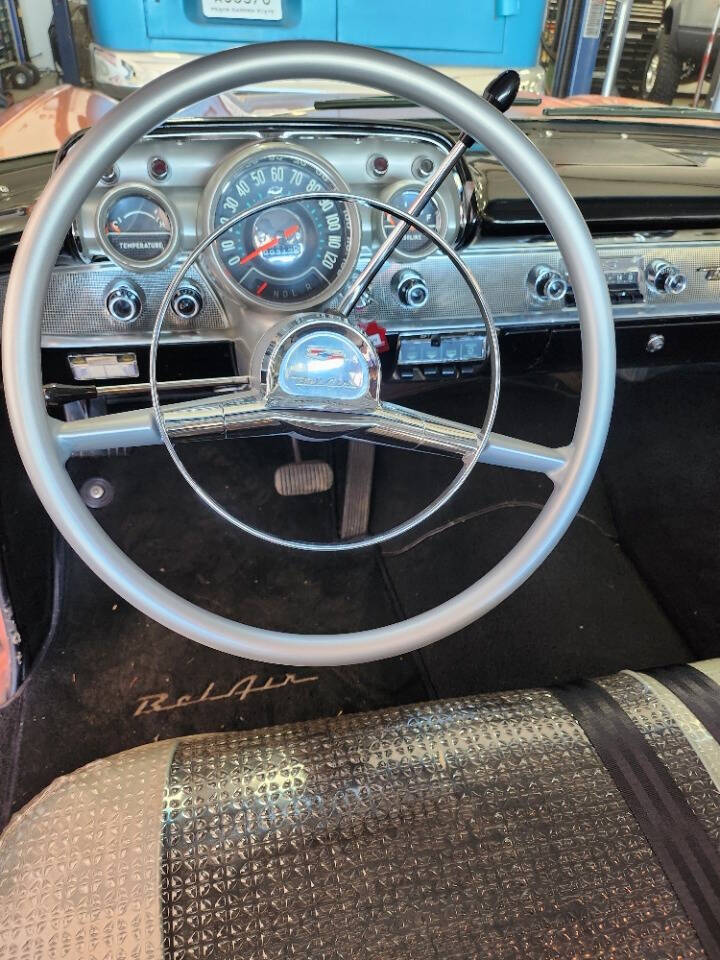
[0, 0, 39, 98]
[544, 0, 665, 96]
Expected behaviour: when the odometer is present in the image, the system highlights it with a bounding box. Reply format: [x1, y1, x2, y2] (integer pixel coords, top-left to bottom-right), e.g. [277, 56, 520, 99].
[203, 144, 360, 311]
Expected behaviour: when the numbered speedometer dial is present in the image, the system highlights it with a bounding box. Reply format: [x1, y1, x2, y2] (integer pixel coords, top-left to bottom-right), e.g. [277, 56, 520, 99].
[202, 144, 360, 311]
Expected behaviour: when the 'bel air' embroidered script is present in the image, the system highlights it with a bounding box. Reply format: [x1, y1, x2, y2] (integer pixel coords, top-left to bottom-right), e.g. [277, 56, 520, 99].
[134, 673, 319, 716]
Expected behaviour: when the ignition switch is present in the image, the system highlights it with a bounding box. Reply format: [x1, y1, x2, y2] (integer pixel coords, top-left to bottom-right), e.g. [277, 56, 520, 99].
[393, 269, 429, 308]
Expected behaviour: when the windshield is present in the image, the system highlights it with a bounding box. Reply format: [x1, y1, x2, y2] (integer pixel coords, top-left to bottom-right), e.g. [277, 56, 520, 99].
[5, 0, 720, 163]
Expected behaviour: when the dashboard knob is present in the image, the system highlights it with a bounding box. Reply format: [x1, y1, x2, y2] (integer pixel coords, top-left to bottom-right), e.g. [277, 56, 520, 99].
[171, 283, 203, 320]
[646, 259, 687, 294]
[393, 269, 429, 308]
[105, 281, 142, 324]
[528, 265, 568, 303]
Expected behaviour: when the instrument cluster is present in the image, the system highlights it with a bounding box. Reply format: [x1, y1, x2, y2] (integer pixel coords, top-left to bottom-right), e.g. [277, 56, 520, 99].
[75, 128, 466, 328]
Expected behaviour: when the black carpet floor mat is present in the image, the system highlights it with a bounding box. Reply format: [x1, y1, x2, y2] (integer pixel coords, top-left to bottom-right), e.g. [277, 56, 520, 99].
[375, 376, 690, 696]
[601, 368, 720, 659]
[1, 376, 701, 821]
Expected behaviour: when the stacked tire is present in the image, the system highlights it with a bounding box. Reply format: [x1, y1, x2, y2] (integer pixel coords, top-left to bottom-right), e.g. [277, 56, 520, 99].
[642, 32, 683, 101]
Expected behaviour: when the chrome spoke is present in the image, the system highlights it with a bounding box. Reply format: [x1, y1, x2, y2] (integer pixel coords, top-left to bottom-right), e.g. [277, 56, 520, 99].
[53, 390, 272, 461]
[54, 392, 567, 483]
[364, 401, 482, 460]
[356, 405, 568, 478]
[53, 405, 161, 461]
[162, 391, 272, 441]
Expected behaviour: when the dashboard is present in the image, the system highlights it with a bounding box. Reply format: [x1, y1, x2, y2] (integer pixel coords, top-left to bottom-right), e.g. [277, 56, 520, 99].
[69, 126, 464, 338]
[8, 117, 720, 387]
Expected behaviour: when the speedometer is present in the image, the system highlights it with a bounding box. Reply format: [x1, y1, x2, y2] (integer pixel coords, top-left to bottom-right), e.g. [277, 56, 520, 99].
[201, 144, 360, 311]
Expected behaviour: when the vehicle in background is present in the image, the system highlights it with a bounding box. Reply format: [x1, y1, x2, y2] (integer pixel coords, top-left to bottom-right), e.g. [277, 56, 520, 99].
[642, 0, 720, 101]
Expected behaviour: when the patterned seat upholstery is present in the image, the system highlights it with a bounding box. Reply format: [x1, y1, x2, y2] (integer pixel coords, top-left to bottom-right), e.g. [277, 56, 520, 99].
[3, 661, 720, 959]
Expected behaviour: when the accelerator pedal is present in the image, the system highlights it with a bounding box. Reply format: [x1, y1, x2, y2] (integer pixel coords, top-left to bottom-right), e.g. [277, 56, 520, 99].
[274, 439, 334, 496]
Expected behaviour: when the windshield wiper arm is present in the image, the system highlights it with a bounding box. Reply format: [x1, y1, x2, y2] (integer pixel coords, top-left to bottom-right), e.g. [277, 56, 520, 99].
[543, 105, 716, 120]
[314, 93, 541, 111]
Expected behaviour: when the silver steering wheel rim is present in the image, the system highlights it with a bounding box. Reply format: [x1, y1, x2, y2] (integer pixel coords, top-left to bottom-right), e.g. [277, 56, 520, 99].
[1, 41, 615, 665]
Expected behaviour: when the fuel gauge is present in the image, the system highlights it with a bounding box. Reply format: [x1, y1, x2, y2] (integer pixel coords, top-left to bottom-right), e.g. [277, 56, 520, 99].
[379, 183, 446, 260]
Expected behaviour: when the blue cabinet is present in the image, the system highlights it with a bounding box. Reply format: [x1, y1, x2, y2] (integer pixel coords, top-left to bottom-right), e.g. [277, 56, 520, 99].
[339, 0, 506, 56]
[88, 0, 543, 67]
[144, 0, 336, 45]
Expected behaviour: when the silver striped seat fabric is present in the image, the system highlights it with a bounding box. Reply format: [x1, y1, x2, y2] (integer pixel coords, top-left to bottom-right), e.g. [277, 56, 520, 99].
[2, 660, 720, 959]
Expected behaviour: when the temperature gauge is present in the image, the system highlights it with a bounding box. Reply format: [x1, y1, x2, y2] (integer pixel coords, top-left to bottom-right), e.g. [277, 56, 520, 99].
[97, 185, 178, 270]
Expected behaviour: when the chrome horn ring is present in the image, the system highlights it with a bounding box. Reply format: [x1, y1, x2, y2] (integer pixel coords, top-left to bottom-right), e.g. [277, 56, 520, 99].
[150, 192, 500, 551]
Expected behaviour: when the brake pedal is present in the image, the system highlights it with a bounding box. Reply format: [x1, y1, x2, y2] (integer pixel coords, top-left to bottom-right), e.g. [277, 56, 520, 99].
[274, 439, 333, 496]
[340, 440, 376, 539]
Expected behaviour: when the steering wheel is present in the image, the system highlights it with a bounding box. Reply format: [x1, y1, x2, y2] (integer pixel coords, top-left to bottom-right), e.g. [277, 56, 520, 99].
[1, 42, 615, 666]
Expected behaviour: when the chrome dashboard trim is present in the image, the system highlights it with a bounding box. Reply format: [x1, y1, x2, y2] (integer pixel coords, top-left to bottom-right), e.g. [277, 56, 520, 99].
[39, 330, 232, 348]
[57, 120, 720, 349]
[9, 228, 720, 348]
[23, 127, 720, 350]
[0, 260, 228, 344]
[350, 230, 720, 333]
[144, 120, 457, 149]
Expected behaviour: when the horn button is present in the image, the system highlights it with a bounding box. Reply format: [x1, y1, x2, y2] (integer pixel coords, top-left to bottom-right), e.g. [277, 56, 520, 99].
[279, 331, 369, 400]
[258, 314, 380, 416]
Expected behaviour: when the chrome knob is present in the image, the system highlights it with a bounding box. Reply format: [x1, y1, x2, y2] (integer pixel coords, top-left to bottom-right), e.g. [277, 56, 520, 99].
[528, 265, 567, 303]
[171, 283, 203, 320]
[646, 260, 687, 295]
[412, 155, 435, 179]
[393, 269, 429, 308]
[105, 281, 142, 324]
[646, 333, 665, 353]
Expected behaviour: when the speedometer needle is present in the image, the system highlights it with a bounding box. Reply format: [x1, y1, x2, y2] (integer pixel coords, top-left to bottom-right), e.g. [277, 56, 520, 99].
[240, 223, 299, 264]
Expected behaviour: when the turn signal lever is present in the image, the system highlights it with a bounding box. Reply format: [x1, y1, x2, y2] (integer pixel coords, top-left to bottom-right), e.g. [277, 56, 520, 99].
[44, 375, 249, 407]
[337, 70, 521, 315]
